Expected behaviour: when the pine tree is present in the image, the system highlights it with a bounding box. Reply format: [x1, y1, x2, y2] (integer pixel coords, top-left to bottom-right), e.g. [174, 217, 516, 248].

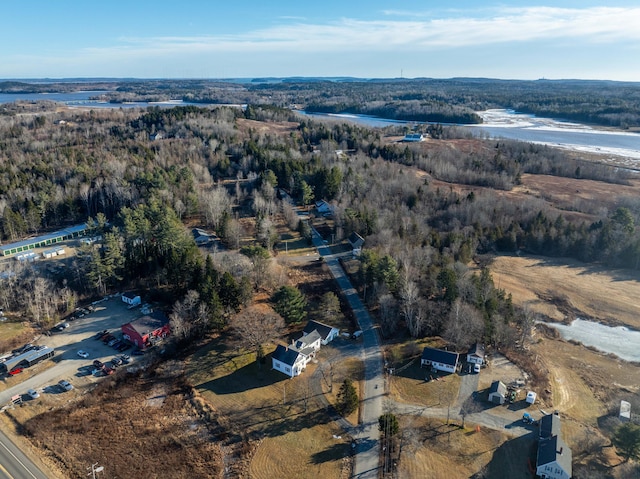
[337, 379, 358, 415]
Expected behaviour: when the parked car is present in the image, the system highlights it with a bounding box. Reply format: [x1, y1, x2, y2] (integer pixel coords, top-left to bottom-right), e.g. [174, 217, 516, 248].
[93, 360, 103, 369]
[111, 357, 122, 367]
[102, 334, 115, 343]
[117, 343, 131, 352]
[103, 367, 114, 375]
[26, 388, 40, 399]
[111, 340, 122, 349]
[77, 350, 89, 359]
[58, 380, 73, 391]
[92, 368, 103, 377]
[119, 355, 130, 364]
[473, 363, 481, 374]
[8, 367, 23, 376]
[107, 338, 119, 347]
[132, 349, 145, 356]
[56, 322, 70, 331]
[94, 330, 108, 340]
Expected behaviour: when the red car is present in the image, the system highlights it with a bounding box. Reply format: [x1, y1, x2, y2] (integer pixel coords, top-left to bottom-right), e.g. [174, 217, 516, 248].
[8, 367, 23, 376]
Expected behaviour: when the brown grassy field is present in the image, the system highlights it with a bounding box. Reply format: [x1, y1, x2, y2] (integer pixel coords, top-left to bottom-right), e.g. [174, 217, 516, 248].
[398, 417, 534, 479]
[187, 340, 350, 479]
[6, 361, 223, 479]
[490, 254, 640, 329]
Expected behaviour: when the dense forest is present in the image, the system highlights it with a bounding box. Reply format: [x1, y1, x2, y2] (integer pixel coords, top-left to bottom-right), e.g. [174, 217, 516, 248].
[1, 101, 640, 347]
[3, 77, 640, 128]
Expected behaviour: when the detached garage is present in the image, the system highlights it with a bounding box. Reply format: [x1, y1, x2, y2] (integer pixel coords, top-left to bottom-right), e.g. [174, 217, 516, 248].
[488, 380, 507, 405]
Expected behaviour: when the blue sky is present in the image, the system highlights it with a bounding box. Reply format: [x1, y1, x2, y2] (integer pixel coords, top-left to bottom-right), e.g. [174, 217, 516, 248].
[2, 1, 639, 80]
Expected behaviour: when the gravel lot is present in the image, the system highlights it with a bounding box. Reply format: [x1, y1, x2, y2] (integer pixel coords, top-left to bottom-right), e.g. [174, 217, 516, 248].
[0, 298, 148, 406]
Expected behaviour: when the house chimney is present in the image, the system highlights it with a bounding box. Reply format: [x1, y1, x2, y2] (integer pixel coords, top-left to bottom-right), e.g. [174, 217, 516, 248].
[558, 447, 563, 455]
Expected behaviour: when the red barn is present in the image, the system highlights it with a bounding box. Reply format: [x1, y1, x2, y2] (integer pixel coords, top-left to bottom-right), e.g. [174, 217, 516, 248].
[121, 311, 170, 349]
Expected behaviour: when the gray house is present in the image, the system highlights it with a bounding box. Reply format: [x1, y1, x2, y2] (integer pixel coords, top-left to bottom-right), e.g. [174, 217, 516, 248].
[536, 413, 572, 479]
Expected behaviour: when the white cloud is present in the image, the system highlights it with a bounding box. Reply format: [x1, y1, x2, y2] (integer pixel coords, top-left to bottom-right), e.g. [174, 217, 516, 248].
[100, 6, 640, 55]
[4, 6, 640, 78]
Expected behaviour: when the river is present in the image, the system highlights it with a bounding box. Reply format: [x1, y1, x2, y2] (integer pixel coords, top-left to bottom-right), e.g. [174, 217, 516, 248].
[547, 319, 640, 363]
[0, 91, 196, 109]
[2, 92, 640, 160]
[298, 109, 640, 161]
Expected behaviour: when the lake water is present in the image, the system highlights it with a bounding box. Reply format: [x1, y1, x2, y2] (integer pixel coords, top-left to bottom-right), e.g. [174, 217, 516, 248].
[547, 319, 640, 363]
[298, 109, 640, 161]
[0, 91, 195, 109]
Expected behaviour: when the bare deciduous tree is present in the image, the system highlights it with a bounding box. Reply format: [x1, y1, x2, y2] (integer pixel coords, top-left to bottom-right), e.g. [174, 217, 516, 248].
[230, 305, 285, 366]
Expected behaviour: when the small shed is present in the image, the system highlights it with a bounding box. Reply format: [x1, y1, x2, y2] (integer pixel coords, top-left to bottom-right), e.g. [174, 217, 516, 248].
[619, 400, 631, 422]
[121, 292, 141, 307]
[488, 380, 507, 405]
[348, 232, 365, 256]
[526, 391, 537, 404]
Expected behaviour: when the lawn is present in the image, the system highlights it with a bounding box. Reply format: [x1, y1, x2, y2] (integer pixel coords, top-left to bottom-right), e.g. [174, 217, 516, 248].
[186, 338, 350, 478]
[398, 416, 535, 479]
[385, 339, 461, 407]
[0, 321, 31, 354]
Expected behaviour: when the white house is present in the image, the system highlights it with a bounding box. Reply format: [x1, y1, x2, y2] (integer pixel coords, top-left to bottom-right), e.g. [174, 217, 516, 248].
[466, 343, 485, 365]
[421, 347, 459, 374]
[303, 320, 340, 345]
[536, 413, 572, 479]
[402, 133, 425, 142]
[121, 292, 141, 307]
[272, 344, 313, 378]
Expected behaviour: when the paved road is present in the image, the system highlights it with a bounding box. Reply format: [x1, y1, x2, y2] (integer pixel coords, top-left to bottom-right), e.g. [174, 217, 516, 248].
[0, 430, 48, 479]
[310, 229, 384, 479]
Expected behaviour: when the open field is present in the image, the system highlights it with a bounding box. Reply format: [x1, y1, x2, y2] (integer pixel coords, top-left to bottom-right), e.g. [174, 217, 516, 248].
[0, 321, 33, 357]
[3, 361, 223, 479]
[490, 254, 640, 329]
[187, 339, 350, 478]
[398, 416, 535, 479]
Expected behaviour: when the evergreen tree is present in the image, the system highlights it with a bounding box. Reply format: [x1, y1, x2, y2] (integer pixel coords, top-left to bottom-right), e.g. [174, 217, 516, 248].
[378, 413, 399, 437]
[271, 285, 307, 324]
[336, 379, 358, 415]
[612, 423, 640, 463]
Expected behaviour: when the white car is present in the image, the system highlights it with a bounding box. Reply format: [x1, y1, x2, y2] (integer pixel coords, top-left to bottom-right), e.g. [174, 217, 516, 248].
[77, 350, 89, 358]
[58, 380, 73, 391]
[473, 363, 481, 374]
[27, 388, 40, 399]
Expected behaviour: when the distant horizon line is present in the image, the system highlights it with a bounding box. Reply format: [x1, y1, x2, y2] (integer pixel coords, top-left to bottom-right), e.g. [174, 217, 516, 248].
[1, 76, 639, 84]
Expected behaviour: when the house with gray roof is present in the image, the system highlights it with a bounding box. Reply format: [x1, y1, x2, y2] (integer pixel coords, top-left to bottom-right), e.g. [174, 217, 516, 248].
[303, 320, 340, 345]
[536, 413, 572, 479]
[272, 344, 313, 378]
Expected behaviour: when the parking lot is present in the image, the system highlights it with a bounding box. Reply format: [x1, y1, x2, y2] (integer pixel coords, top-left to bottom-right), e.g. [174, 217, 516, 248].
[0, 297, 153, 406]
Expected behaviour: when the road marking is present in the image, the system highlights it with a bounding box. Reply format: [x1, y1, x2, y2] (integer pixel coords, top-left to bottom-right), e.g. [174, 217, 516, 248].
[0, 461, 16, 479]
[0, 437, 39, 479]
